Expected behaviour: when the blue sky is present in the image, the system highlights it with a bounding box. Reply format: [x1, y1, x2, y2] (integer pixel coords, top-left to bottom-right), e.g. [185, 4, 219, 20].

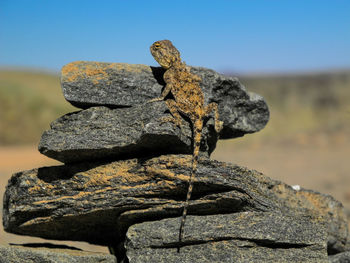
[1, 0, 349, 73]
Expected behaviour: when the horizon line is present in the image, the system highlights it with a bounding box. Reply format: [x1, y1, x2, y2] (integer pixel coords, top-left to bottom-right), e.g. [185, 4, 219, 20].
[1, 64, 350, 77]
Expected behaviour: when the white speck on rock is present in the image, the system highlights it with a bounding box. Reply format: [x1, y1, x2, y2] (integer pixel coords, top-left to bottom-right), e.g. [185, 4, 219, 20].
[292, 185, 301, 191]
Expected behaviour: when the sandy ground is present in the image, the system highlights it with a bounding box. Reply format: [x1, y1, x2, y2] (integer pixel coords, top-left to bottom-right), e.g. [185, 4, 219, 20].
[213, 138, 350, 210]
[0, 140, 349, 253]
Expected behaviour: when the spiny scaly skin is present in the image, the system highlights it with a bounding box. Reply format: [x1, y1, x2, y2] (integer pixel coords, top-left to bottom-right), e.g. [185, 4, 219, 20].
[149, 40, 223, 252]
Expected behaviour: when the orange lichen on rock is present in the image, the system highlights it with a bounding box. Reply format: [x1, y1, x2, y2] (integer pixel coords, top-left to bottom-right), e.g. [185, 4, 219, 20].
[28, 177, 55, 195]
[82, 62, 109, 85]
[114, 161, 148, 184]
[32, 186, 114, 205]
[82, 164, 115, 188]
[61, 61, 152, 85]
[24, 156, 205, 211]
[61, 61, 109, 85]
[164, 155, 192, 169]
[111, 63, 150, 74]
[28, 185, 43, 194]
[61, 61, 81, 82]
[271, 184, 289, 199]
[145, 165, 189, 182]
[296, 190, 333, 214]
[83, 172, 114, 188]
[272, 183, 345, 224]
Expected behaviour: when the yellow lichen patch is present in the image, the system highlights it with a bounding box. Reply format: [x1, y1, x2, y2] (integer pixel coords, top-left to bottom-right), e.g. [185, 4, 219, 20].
[62, 61, 109, 85]
[83, 63, 109, 84]
[28, 178, 54, 194]
[83, 172, 114, 188]
[32, 186, 114, 205]
[270, 184, 290, 199]
[62, 61, 152, 87]
[156, 179, 176, 187]
[160, 155, 192, 169]
[296, 191, 331, 213]
[116, 178, 176, 193]
[146, 166, 189, 182]
[28, 185, 42, 194]
[176, 155, 192, 167]
[61, 61, 81, 82]
[80, 159, 151, 187]
[20, 216, 51, 227]
[121, 201, 179, 217]
[114, 162, 148, 184]
[77, 62, 109, 86]
[273, 183, 341, 222]
[111, 63, 150, 73]
[122, 173, 149, 183]
[118, 182, 155, 191]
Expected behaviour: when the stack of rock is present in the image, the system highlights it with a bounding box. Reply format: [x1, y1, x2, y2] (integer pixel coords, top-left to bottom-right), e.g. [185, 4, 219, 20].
[2, 61, 349, 263]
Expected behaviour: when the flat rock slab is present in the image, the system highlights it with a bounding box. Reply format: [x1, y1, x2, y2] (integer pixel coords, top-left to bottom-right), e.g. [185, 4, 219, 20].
[61, 61, 269, 138]
[0, 245, 116, 263]
[3, 155, 348, 254]
[38, 102, 218, 163]
[125, 212, 328, 263]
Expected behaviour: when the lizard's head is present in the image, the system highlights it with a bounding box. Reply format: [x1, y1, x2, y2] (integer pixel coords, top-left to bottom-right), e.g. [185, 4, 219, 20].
[150, 40, 181, 69]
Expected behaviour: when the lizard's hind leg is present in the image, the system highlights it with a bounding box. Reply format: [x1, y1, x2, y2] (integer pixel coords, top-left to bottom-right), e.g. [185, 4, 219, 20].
[160, 99, 185, 131]
[205, 103, 223, 133]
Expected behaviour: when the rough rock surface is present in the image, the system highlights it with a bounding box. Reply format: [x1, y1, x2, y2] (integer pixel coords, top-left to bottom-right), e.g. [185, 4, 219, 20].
[38, 102, 218, 163]
[329, 251, 350, 263]
[0, 245, 116, 263]
[61, 61, 269, 139]
[270, 185, 349, 255]
[125, 212, 328, 263]
[3, 155, 348, 253]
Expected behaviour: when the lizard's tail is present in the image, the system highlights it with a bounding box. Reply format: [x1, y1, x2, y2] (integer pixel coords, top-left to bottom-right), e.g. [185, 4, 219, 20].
[178, 118, 203, 252]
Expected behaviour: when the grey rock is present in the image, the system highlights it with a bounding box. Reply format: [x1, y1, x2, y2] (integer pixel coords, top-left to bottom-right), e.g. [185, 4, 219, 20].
[61, 61, 269, 138]
[3, 155, 348, 254]
[38, 102, 218, 163]
[0, 245, 116, 263]
[125, 212, 328, 263]
[329, 251, 350, 263]
[270, 185, 349, 255]
[346, 233, 350, 252]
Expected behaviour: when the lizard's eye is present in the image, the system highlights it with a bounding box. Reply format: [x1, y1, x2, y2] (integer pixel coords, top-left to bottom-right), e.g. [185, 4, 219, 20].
[154, 43, 161, 48]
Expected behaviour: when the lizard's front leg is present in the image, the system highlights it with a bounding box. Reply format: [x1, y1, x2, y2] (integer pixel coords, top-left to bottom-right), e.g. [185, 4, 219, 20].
[147, 83, 172, 103]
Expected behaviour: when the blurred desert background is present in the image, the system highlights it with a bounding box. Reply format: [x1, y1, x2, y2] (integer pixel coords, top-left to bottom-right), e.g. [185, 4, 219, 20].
[0, 68, 349, 252]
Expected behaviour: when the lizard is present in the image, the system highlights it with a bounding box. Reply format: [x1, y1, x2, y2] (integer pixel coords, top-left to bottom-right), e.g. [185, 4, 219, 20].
[148, 39, 223, 251]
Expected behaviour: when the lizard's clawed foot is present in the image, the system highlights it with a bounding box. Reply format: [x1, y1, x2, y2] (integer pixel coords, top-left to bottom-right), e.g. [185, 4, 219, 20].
[160, 116, 181, 126]
[147, 97, 164, 103]
[215, 120, 224, 133]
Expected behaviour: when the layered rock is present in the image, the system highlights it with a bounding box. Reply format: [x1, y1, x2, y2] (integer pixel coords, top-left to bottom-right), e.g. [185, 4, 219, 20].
[3, 155, 348, 256]
[60, 61, 269, 139]
[38, 102, 217, 163]
[126, 212, 328, 263]
[39, 62, 271, 164]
